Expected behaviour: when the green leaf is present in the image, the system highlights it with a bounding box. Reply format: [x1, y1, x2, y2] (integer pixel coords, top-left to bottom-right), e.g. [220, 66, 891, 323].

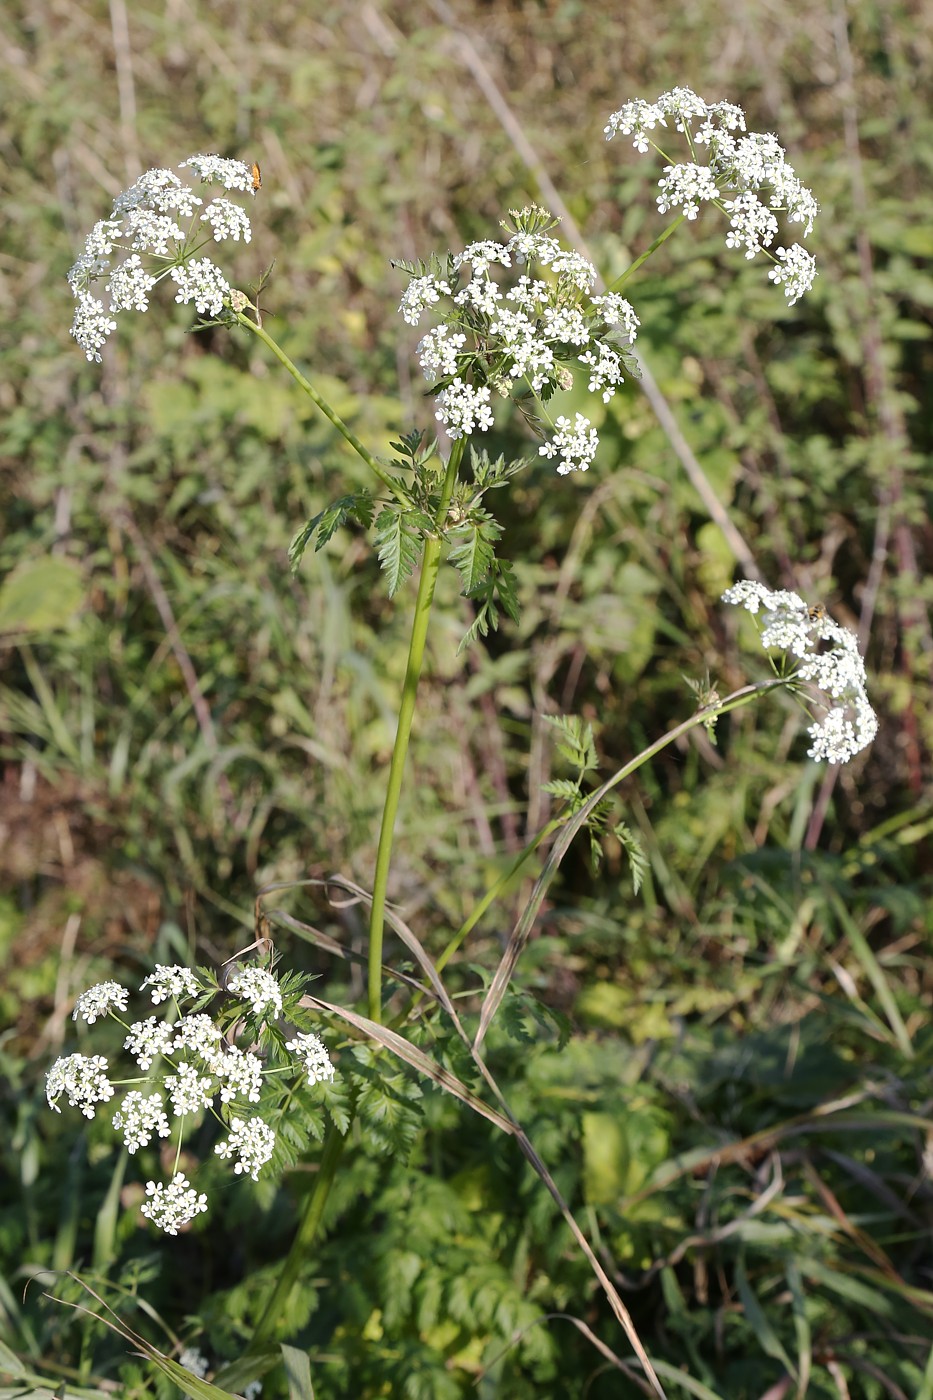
[543, 714, 597, 772]
[735, 1254, 796, 1378]
[447, 517, 499, 595]
[614, 822, 649, 895]
[280, 1344, 314, 1400]
[288, 493, 375, 572]
[0, 557, 84, 634]
[374, 507, 426, 597]
[459, 558, 520, 651]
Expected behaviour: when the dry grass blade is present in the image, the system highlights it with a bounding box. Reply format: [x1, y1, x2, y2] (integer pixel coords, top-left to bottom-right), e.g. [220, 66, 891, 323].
[474, 690, 765, 1051]
[297, 991, 517, 1136]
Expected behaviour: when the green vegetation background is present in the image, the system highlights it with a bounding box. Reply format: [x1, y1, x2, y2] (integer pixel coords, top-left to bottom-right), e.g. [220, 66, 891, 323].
[2, 0, 933, 1396]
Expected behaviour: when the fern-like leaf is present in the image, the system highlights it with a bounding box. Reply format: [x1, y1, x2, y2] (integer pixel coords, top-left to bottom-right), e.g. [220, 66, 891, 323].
[458, 558, 520, 651]
[374, 507, 427, 597]
[447, 515, 501, 595]
[614, 820, 649, 894]
[288, 492, 375, 572]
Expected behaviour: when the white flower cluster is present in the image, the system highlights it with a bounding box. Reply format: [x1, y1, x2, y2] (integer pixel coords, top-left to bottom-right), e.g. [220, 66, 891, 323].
[72, 980, 128, 1023]
[46, 962, 335, 1235]
[67, 155, 256, 361]
[141, 1173, 208, 1235]
[285, 1030, 336, 1085]
[46, 1052, 115, 1117]
[398, 208, 639, 474]
[722, 580, 878, 763]
[214, 1116, 276, 1180]
[605, 88, 818, 304]
[225, 965, 283, 1020]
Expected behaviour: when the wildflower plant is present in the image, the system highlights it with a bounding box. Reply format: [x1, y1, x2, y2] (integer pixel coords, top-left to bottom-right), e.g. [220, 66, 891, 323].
[605, 86, 819, 302]
[48, 961, 336, 1233]
[52, 89, 878, 1394]
[722, 581, 878, 763]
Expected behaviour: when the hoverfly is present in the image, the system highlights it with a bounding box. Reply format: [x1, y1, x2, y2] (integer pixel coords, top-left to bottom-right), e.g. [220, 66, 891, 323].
[250, 161, 262, 195]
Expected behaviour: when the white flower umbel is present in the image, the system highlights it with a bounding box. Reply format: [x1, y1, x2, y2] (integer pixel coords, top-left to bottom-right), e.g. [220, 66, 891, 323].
[141, 1172, 208, 1234]
[67, 156, 255, 360]
[538, 413, 599, 475]
[172, 1013, 224, 1061]
[285, 1030, 336, 1085]
[225, 965, 283, 1020]
[123, 1016, 175, 1070]
[605, 88, 819, 303]
[72, 980, 129, 1024]
[140, 964, 203, 1005]
[722, 580, 878, 763]
[165, 1061, 216, 1117]
[214, 1116, 276, 1180]
[398, 206, 637, 472]
[46, 1053, 115, 1118]
[112, 1090, 171, 1153]
[48, 954, 340, 1238]
[215, 1045, 264, 1104]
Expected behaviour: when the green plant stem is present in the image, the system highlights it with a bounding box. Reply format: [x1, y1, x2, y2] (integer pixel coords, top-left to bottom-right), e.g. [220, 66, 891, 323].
[236, 312, 398, 496]
[367, 440, 465, 1022]
[248, 1123, 345, 1351]
[605, 214, 685, 293]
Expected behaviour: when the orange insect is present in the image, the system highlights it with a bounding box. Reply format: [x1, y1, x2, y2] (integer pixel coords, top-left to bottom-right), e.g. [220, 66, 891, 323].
[250, 161, 262, 195]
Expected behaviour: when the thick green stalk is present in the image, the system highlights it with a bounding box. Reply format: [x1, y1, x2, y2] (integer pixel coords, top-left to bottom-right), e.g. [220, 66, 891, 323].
[236, 313, 399, 496]
[367, 440, 465, 1022]
[248, 1124, 345, 1350]
[604, 214, 685, 293]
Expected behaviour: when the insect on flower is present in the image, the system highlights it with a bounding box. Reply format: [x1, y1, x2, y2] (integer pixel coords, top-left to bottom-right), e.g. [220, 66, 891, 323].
[251, 162, 262, 195]
[807, 603, 826, 621]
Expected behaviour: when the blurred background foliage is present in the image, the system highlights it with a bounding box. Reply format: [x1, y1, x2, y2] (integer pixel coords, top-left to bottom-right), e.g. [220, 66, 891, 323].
[2, 0, 933, 1395]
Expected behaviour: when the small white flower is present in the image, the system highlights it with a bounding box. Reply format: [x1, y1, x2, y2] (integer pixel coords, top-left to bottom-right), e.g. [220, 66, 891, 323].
[179, 1348, 209, 1379]
[140, 964, 202, 1005]
[214, 1115, 276, 1181]
[285, 1030, 336, 1085]
[46, 1053, 114, 1117]
[70, 293, 118, 362]
[417, 324, 466, 381]
[72, 980, 129, 1024]
[578, 342, 625, 403]
[199, 198, 252, 243]
[434, 379, 495, 439]
[165, 1060, 216, 1116]
[591, 293, 640, 340]
[767, 244, 818, 305]
[179, 154, 254, 193]
[169, 258, 232, 317]
[141, 1172, 208, 1234]
[215, 1045, 264, 1104]
[454, 240, 511, 275]
[538, 413, 599, 475]
[225, 965, 283, 1020]
[112, 1090, 171, 1153]
[722, 580, 878, 763]
[107, 255, 158, 313]
[656, 162, 720, 220]
[172, 1013, 224, 1060]
[399, 273, 451, 327]
[123, 1016, 175, 1070]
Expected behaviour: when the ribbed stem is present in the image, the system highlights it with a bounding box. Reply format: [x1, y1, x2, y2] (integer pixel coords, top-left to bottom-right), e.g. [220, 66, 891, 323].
[367, 440, 464, 1022]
